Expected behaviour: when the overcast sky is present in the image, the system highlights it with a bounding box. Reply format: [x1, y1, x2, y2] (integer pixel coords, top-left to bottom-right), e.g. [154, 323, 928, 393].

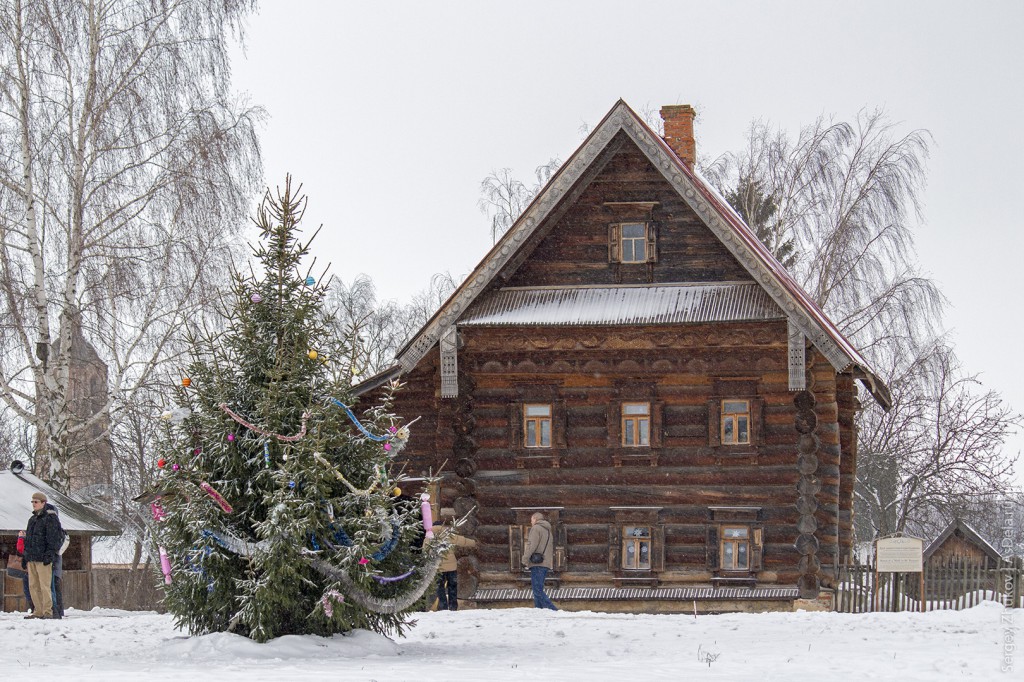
[230, 1, 1024, 485]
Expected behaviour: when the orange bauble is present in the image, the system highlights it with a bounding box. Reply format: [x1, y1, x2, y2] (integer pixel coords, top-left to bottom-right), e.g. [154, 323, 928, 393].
[182, 377, 191, 387]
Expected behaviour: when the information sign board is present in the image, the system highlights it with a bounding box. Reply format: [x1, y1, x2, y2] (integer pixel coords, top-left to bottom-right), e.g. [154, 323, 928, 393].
[876, 536, 924, 573]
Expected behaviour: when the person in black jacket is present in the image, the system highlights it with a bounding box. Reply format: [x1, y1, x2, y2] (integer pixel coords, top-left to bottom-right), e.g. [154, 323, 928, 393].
[23, 491, 63, 619]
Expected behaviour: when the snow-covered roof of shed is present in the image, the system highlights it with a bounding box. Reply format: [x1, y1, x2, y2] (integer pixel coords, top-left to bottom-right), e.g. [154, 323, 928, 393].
[923, 519, 1002, 563]
[459, 282, 784, 327]
[0, 469, 121, 535]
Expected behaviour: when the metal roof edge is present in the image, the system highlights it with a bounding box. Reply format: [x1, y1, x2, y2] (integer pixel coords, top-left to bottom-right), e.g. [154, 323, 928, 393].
[349, 364, 403, 398]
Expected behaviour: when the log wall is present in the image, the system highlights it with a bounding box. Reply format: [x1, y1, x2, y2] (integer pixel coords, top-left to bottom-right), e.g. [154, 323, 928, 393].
[383, 322, 854, 591]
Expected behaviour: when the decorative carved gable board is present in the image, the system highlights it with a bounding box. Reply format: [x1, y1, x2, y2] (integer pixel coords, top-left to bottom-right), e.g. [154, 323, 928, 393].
[393, 100, 888, 408]
[788, 319, 806, 391]
[440, 326, 458, 398]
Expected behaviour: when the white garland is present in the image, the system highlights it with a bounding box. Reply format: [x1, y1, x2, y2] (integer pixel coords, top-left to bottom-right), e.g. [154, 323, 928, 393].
[310, 554, 443, 614]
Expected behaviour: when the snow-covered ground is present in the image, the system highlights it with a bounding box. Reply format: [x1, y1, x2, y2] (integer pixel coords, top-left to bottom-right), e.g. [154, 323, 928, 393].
[0, 602, 1015, 680]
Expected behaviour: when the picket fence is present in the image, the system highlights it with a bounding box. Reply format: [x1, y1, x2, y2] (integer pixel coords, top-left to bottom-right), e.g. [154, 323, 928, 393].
[833, 555, 1023, 613]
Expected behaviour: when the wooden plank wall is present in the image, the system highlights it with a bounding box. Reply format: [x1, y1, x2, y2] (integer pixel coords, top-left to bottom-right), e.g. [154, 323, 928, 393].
[504, 135, 751, 289]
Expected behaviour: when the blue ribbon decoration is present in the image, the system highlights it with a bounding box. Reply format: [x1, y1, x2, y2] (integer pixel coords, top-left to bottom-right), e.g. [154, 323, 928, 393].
[371, 527, 400, 561]
[330, 398, 388, 442]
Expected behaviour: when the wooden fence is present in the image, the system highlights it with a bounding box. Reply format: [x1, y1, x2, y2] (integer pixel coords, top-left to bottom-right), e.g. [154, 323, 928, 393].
[3, 569, 91, 612]
[834, 556, 1024, 613]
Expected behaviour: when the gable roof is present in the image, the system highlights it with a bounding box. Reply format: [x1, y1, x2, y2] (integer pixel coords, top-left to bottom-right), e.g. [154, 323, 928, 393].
[0, 469, 121, 536]
[924, 519, 1002, 563]
[379, 100, 890, 408]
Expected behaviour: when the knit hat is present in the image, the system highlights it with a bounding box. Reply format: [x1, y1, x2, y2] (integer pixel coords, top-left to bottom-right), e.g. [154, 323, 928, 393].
[31, 491, 47, 503]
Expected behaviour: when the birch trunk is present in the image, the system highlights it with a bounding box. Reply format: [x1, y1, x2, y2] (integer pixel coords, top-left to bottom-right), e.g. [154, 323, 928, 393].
[0, 0, 263, 492]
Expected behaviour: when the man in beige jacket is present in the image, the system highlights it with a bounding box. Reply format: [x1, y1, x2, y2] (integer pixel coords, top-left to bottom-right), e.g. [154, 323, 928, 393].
[521, 512, 558, 610]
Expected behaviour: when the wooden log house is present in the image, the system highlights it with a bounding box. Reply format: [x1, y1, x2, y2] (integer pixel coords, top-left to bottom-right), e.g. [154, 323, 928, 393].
[355, 100, 891, 612]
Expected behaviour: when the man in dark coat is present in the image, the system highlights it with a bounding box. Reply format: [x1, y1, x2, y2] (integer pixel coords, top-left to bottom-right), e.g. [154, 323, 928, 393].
[23, 491, 63, 619]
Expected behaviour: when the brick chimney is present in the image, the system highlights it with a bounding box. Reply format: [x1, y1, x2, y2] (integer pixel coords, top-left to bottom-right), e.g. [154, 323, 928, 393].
[660, 104, 696, 168]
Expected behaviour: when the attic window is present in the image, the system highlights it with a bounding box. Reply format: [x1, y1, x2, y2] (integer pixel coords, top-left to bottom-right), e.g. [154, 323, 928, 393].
[609, 222, 657, 264]
[621, 223, 646, 262]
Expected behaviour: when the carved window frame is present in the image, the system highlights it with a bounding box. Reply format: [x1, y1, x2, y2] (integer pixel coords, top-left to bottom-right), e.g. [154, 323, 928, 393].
[608, 507, 664, 585]
[509, 385, 566, 468]
[707, 379, 763, 461]
[706, 507, 763, 579]
[608, 222, 658, 264]
[609, 386, 662, 466]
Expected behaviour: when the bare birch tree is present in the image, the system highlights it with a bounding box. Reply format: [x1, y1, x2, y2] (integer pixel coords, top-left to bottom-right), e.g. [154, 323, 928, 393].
[855, 341, 1021, 537]
[0, 0, 263, 491]
[703, 109, 941, 355]
[478, 159, 560, 243]
[704, 110, 1020, 543]
[325, 274, 409, 382]
[324, 271, 461, 382]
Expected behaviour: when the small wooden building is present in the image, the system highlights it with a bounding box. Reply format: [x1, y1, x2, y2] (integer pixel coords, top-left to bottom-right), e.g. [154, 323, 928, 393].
[1, 466, 120, 612]
[356, 100, 890, 612]
[914, 520, 1003, 602]
[925, 520, 1002, 568]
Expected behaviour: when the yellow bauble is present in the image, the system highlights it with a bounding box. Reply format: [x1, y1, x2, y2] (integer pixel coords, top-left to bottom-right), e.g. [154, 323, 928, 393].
[393, 487, 402, 496]
[308, 350, 318, 360]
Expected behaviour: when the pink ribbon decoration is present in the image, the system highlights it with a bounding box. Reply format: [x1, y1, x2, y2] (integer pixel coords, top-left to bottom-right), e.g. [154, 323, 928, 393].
[321, 590, 344, 617]
[420, 493, 434, 539]
[150, 501, 167, 522]
[200, 481, 233, 513]
[159, 547, 173, 585]
[218, 403, 310, 442]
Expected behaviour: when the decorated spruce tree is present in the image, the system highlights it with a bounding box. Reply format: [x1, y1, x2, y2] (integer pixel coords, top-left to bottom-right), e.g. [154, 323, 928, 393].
[150, 178, 444, 642]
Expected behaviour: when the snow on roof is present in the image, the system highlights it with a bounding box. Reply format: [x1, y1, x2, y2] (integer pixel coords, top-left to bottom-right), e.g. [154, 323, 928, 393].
[459, 282, 783, 327]
[924, 519, 1003, 562]
[0, 469, 121, 535]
